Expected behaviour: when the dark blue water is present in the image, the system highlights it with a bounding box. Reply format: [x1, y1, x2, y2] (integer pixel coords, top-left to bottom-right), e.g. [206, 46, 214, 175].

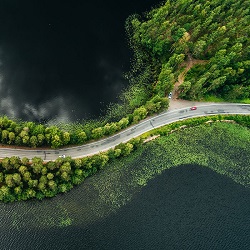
[0, 165, 249, 250]
[0, 0, 158, 122]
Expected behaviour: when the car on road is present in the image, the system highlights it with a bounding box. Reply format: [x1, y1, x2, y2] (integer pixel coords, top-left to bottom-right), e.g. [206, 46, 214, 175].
[168, 92, 172, 99]
[190, 106, 197, 110]
[59, 154, 66, 158]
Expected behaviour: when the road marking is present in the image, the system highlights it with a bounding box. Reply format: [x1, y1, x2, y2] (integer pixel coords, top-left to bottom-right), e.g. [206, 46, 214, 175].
[150, 120, 155, 128]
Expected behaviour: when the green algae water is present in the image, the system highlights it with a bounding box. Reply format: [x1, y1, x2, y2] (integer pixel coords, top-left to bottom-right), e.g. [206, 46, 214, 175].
[0, 122, 249, 249]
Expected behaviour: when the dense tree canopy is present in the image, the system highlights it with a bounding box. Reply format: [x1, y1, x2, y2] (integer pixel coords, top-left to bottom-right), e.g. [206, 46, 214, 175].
[0, 136, 144, 202]
[126, 0, 250, 100]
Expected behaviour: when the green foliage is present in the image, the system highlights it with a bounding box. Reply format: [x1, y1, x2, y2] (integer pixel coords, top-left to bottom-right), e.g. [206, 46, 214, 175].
[126, 0, 250, 100]
[91, 127, 105, 140]
[155, 65, 175, 97]
[127, 122, 250, 192]
[76, 131, 87, 144]
[0, 114, 249, 203]
[117, 117, 129, 129]
[104, 123, 118, 136]
[132, 106, 148, 123]
[29, 135, 38, 148]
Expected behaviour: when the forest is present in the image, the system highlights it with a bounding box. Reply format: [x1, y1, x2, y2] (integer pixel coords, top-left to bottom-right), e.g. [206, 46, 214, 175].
[126, 0, 250, 101]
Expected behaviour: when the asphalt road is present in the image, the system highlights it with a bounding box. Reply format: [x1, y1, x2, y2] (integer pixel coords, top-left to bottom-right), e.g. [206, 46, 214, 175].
[0, 103, 249, 161]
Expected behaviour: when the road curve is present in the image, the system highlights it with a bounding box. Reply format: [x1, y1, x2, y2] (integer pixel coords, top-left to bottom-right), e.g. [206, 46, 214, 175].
[0, 103, 249, 161]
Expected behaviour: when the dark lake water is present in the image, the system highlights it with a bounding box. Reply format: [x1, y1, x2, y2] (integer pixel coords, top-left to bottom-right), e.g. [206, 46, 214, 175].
[0, 0, 159, 122]
[0, 164, 249, 250]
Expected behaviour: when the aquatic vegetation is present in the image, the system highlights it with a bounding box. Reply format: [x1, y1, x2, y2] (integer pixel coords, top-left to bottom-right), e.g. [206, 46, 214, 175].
[91, 122, 250, 212]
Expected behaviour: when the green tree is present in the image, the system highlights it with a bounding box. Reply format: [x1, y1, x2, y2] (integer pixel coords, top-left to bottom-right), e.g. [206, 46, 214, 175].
[29, 135, 38, 148]
[24, 122, 35, 134]
[59, 162, 71, 174]
[19, 130, 28, 139]
[37, 134, 45, 146]
[47, 161, 57, 171]
[74, 158, 83, 168]
[19, 165, 28, 175]
[32, 157, 43, 174]
[0, 116, 11, 129]
[91, 127, 104, 139]
[2, 157, 11, 171]
[39, 175, 48, 185]
[14, 186, 22, 197]
[77, 131, 87, 144]
[25, 188, 36, 199]
[14, 126, 22, 135]
[0, 185, 11, 200]
[133, 106, 148, 123]
[22, 135, 30, 145]
[155, 66, 175, 97]
[117, 117, 129, 129]
[104, 122, 118, 135]
[15, 136, 22, 146]
[5, 174, 15, 187]
[23, 171, 32, 182]
[61, 172, 70, 181]
[1, 130, 9, 143]
[45, 133, 51, 144]
[193, 40, 207, 58]
[178, 81, 192, 97]
[114, 148, 122, 158]
[8, 132, 15, 144]
[41, 167, 47, 175]
[122, 143, 134, 156]
[37, 182, 46, 192]
[12, 173, 22, 185]
[32, 164, 43, 174]
[58, 183, 68, 193]
[28, 179, 38, 188]
[48, 180, 57, 191]
[62, 132, 70, 145]
[47, 173, 54, 180]
[10, 156, 21, 169]
[32, 124, 45, 135]
[51, 135, 63, 149]
[21, 157, 29, 165]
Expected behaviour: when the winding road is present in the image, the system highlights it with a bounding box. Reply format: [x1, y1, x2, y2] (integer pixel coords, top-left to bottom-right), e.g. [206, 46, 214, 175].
[0, 103, 249, 161]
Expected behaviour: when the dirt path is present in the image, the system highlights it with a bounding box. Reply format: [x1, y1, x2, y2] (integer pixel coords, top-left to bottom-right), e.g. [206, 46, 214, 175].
[169, 54, 211, 110]
[172, 53, 208, 100]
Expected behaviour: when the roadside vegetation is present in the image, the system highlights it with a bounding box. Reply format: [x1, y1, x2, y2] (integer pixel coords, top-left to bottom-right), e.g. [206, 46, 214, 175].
[0, 94, 168, 149]
[0, 114, 249, 202]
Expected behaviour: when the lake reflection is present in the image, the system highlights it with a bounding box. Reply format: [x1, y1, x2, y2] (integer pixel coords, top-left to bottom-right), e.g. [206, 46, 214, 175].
[0, 0, 158, 122]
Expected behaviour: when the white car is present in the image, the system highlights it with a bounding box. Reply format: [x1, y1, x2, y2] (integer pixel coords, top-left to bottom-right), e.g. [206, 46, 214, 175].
[168, 92, 172, 99]
[59, 154, 66, 158]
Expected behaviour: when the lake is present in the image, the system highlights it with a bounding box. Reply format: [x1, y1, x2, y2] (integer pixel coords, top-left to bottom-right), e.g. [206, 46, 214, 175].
[0, 0, 158, 122]
[0, 164, 249, 249]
